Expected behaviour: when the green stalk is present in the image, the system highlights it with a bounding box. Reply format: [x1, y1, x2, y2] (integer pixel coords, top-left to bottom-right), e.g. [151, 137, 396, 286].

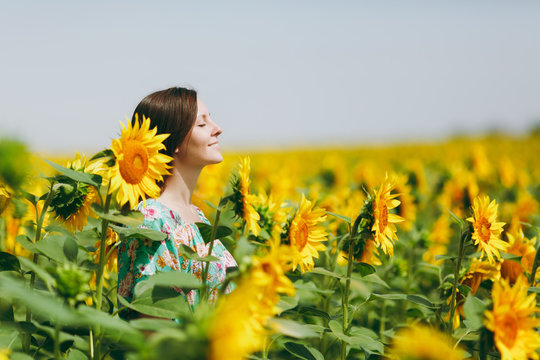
[379, 301, 386, 340]
[340, 242, 354, 360]
[448, 230, 467, 334]
[319, 249, 334, 355]
[529, 244, 540, 285]
[23, 183, 56, 353]
[93, 190, 112, 360]
[54, 322, 61, 359]
[201, 208, 221, 302]
[89, 329, 94, 360]
[95, 192, 112, 312]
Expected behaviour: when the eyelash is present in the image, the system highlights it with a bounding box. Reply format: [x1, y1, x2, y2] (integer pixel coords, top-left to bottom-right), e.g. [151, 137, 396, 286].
[198, 123, 206, 127]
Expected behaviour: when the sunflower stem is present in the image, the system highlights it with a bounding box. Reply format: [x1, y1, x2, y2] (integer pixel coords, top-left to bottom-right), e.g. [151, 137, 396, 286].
[89, 329, 94, 360]
[341, 241, 354, 360]
[23, 182, 55, 353]
[319, 249, 332, 354]
[448, 230, 467, 334]
[94, 190, 112, 359]
[54, 321, 61, 359]
[202, 208, 221, 302]
[529, 243, 540, 285]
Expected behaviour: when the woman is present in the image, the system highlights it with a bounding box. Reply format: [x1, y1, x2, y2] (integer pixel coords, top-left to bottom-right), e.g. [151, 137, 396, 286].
[116, 87, 237, 318]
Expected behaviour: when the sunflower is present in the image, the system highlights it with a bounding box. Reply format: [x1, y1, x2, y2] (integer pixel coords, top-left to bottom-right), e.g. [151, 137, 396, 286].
[208, 278, 269, 360]
[423, 215, 452, 264]
[387, 324, 466, 360]
[50, 153, 98, 231]
[393, 174, 417, 231]
[0, 348, 11, 360]
[254, 189, 287, 239]
[231, 157, 261, 236]
[340, 239, 382, 267]
[485, 275, 540, 360]
[439, 166, 479, 218]
[109, 114, 173, 208]
[447, 258, 501, 329]
[91, 228, 119, 274]
[250, 238, 295, 298]
[371, 175, 404, 256]
[501, 226, 537, 284]
[466, 194, 508, 264]
[288, 194, 328, 273]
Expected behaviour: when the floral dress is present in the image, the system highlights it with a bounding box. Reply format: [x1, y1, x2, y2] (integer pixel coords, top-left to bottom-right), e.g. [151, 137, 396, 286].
[116, 198, 237, 316]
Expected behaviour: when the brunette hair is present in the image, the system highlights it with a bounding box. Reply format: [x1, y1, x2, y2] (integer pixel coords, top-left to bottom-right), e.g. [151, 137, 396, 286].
[131, 87, 197, 156]
[132, 87, 198, 187]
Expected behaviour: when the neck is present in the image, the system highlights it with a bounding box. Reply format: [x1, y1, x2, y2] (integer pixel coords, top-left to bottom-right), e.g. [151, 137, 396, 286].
[159, 160, 203, 207]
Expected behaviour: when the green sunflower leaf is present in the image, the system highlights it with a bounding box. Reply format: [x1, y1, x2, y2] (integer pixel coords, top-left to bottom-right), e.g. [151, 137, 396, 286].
[109, 224, 166, 241]
[283, 342, 324, 360]
[195, 222, 233, 244]
[43, 158, 102, 190]
[327, 212, 352, 225]
[0, 252, 20, 272]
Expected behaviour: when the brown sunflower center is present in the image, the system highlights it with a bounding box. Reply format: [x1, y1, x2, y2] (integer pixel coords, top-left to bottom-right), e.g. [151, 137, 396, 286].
[262, 262, 273, 275]
[477, 217, 491, 243]
[295, 220, 309, 251]
[118, 140, 149, 184]
[377, 201, 389, 231]
[499, 313, 518, 348]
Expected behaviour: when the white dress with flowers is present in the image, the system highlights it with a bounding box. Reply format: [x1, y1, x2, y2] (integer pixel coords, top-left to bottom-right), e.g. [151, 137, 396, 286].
[116, 198, 237, 316]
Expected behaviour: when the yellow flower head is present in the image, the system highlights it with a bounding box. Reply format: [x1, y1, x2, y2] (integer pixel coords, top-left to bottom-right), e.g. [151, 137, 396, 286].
[91, 228, 119, 275]
[387, 324, 466, 360]
[251, 238, 296, 299]
[485, 276, 540, 360]
[109, 114, 173, 208]
[466, 194, 508, 264]
[209, 279, 269, 360]
[501, 226, 537, 284]
[232, 157, 261, 236]
[0, 348, 12, 360]
[254, 189, 288, 238]
[393, 173, 417, 231]
[371, 175, 404, 256]
[288, 194, 328, 273]
[462, 258, 501, 295]
[446, 258, 501, 329]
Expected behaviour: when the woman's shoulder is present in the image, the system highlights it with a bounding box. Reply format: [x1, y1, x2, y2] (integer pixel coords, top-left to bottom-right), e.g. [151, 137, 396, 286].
[136, 198, 175, 230]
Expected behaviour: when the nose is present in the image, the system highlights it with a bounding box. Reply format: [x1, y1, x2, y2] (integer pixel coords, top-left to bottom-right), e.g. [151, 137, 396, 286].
[212, 120, 222, 137]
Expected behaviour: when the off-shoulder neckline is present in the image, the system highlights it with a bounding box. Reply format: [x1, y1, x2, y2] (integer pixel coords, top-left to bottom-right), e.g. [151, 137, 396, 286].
[141, 198, 208, 227]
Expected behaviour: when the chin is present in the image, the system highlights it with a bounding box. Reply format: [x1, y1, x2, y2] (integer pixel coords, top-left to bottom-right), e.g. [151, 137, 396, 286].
[206, 154, 223, 165]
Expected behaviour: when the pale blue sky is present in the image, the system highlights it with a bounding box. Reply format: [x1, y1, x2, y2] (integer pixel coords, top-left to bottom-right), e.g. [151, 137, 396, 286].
[1, 1, 539, 153]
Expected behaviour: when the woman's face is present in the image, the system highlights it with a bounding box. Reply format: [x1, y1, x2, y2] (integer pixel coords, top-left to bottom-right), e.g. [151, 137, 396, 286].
[175, 98, 223, 167]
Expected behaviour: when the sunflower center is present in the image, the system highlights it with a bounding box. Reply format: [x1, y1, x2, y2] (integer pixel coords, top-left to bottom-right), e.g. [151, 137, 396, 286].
[118, 140, 149, 184]
[477, 217, 491, 243]
[499, 313, 518, 348]
[377, 202, 388, 231]
[262, 262, 273, 276]
[296, 220, 309, 251]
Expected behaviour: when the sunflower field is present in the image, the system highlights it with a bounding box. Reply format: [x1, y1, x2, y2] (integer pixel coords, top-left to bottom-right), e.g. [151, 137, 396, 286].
[0, 122, 539, 360]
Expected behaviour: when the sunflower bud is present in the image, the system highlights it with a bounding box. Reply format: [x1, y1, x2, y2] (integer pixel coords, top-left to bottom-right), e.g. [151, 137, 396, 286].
[342, 194, 375, 261]
[53, 263, 91, 304]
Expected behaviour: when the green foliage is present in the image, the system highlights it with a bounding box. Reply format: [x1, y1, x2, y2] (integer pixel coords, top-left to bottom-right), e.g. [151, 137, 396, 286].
[0, 137, 31, 190]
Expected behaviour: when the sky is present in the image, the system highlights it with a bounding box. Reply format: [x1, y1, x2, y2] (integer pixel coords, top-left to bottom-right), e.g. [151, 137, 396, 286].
[1, 1, 539, 154]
